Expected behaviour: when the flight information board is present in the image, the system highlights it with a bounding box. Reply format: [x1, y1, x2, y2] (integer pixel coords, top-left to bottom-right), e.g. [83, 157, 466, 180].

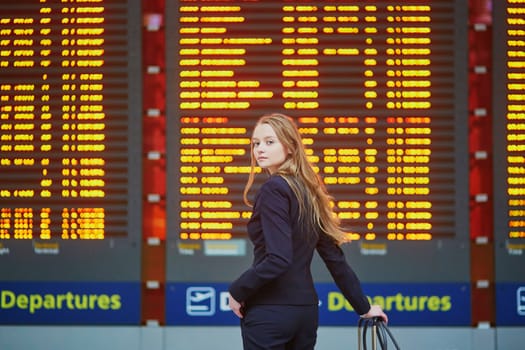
[166, 0, 470, 282]
[0, 0, 142, 280]
[493, 0, 525, 326]
[493, 0, 525, 247]
[493, 0, 525, 278]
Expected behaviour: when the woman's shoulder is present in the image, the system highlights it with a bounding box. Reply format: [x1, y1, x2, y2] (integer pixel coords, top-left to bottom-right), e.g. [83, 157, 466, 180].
[263, 174, 290, 188]
[259, 175, 294, 196]
[256, 175, 299, 210]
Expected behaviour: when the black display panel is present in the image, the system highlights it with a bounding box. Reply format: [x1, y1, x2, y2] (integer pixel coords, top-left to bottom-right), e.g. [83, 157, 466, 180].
[0, 0, 142, 281]
[166, 1, 470, 282]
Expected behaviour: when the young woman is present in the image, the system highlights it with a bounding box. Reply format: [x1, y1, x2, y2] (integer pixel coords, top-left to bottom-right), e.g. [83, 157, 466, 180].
[228, 113, 387, 349]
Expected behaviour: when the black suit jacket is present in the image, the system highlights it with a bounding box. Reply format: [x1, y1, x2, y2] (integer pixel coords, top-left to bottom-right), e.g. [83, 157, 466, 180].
[229, 175, 371, 315]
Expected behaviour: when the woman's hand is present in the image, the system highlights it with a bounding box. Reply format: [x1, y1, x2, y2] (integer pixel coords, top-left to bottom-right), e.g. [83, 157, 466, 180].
[228, 293, 244, 319]
[361, 304, 388, 323]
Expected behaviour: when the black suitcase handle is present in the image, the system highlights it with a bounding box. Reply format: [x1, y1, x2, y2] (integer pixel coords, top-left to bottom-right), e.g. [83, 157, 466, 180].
[358, 317, 401, 350]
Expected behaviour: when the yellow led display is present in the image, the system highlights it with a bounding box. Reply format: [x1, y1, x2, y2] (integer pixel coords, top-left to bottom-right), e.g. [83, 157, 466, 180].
[0, 0, 130, 242]
[502, 0, 525, 239]
[174, 1, 456, 245]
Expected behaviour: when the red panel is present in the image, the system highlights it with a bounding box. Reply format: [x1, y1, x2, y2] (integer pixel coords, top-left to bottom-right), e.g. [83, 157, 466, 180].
[471, 286, 495, 326]
[141, 285, 166, 324]
[141, 0, 166, 324]
[468, 0, 494, 325]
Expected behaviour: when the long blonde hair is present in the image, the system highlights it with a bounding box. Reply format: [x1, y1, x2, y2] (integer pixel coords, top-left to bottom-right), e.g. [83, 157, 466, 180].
[243, 113, 348, 245]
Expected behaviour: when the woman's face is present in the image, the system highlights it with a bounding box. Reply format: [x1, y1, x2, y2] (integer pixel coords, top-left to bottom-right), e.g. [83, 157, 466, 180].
[252, 123, 288, 174]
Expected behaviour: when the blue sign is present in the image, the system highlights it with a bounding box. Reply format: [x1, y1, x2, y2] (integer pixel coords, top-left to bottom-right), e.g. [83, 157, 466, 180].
[496, 283, 525, 326]
[0, 282, 141, 325]
[166, 283, 235, 325]
[166, 282, 471, 326]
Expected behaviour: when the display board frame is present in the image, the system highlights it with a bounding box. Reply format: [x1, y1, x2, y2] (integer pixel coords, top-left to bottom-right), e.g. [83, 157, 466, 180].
[0, 0, 143, 282]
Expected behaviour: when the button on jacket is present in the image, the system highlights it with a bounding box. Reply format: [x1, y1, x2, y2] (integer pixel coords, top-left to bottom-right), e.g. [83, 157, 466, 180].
[229, 175, 371, 315]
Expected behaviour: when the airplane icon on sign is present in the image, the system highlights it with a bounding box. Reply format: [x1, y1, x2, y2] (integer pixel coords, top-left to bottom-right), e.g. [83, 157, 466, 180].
[186, 287, 216, 316]
[190, 290, 213, 303]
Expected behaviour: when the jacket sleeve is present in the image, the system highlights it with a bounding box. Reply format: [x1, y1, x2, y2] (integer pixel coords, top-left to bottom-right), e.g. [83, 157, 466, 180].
[229, 180, 293, 302]
[316, 234, 371, 315]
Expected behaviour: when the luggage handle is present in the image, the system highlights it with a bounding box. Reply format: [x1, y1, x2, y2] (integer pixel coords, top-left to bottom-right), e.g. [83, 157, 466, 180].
[358, 317, 401, 350]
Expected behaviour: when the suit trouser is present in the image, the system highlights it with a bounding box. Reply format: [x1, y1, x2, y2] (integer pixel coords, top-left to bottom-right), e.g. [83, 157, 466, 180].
[240, 304, 318, 350]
